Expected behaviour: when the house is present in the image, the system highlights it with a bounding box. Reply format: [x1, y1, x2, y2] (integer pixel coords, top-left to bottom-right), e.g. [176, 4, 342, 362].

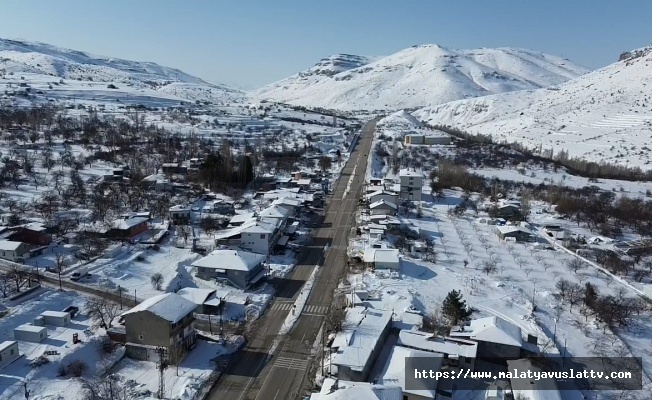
[363, 248, 400, 270]
[330, 307, 393, 381]
[485, 384, 506, 400]
[369, 200, 397, 216]
[271, 197, 302, 217]
[240, 220, 280, 255]
[449, 316, 528, 360]
[506, 359, 563, 400]
[258, 205, 290, 225]
[161, 163, 188, 175]
[495, 226, 533, 242]
[399, 169, 424, 202]
[13, 324, 47, 343]
[228, 212, 256, 227]
[107, 216, 148, 239]
[122, 293, 197, 362]
[0, 341, 20, 370]
[312, 378, 402, 400]
[193, 249, 266, 289]
[169, 205, 190, 222]
[9, 222, 51, 246]
[365, 190, 398, 206]
[378, 345, 442, 400]
[491, 203, 521, 219]
[0, 240, 30, 263]
[404, 132, 451, 146]
[397, 330, 477, 371]
[176, 288, 225, 315]
[39, 311, 71, 327]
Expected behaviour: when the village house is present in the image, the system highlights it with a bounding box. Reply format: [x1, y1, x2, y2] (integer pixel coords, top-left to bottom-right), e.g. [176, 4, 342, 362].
[398, 169, 424, 202]
[369, 199, 397, 216]
[8, 222, 51, 246]
[365, 189, 398, 206]
[192, 249, 266, 289]
[330, 307, 393, 382]
[495, 225, 533, 242]
[107, 215, 148, 239]
[169, 205, 190, 222]
[160, 162, 188, 175]
[378, 345, 442, 400]
[0, 240, 30, 263]
[176, 287, 226, 315]
[397, 330, 478, 371]
[449, 316, 537, 360]
[122, 293, 197, 362]
[363, 248, 400, 270]
[0, 341, 20, 370]
[490, 203, 522, 219]
[311, 378, 402, 400]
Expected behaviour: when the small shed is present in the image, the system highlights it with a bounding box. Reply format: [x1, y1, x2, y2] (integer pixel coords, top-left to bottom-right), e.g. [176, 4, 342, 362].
[14, 324, 48, 343]
[40, 310, 71, 327]
[0, 341, 20, 370]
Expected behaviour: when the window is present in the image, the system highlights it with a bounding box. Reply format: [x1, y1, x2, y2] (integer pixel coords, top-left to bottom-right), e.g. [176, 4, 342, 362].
[260, 234, 266, 239]
[10, 349, 14, 355]
[139, 335, 144, 340]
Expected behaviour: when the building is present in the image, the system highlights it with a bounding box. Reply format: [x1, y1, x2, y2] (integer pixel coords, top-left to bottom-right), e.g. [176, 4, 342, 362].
[176, 288, 226, 315]
[363, 248, 400, 270]
[491, 203, 522, 219]
[258, 205, 290, 225]
[0, 341, 19, 370]
[228, 212, 256, 227]
[369, 200, 397, 216]
[193, 249, 266, 289]
[495, 226, 533, 242]
[108, 216, 148, 239]
[365, 190, 398, 206]
[161, 163, 188, 175]
[399, 169, 424, 202]
[169, 205, 190, 222]
[330, 307, 393, 381]
[449, 316, 525, 360]
[9, 222, 51, 246]
[311, 378, 402, 400]
[0, 240, 30, 263]
[271, 197, 302, 217]
[13, 324, 47, 343]
[40, 311, 71, 327]
[404, 132, 451, 146]
[240, 220, 280, 255]
[378, 345, 441, 400]
[122, 293, 197, 362]
[397, 330, 477, 371]
[506, 359, 563, 400]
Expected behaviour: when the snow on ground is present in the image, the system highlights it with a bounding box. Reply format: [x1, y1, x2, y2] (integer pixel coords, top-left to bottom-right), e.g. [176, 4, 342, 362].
[349, 189, 652, 397]
[279, 265, 319, 335]
[0, 290, 124, 400]
[111, 337, 242, 400]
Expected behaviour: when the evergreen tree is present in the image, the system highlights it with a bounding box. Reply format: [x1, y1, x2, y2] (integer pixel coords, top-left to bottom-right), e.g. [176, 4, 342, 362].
[442, 290, 475, 325]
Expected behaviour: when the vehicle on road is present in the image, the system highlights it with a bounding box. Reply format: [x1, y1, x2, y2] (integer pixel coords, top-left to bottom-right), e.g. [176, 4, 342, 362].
[70, 267, 89, 281]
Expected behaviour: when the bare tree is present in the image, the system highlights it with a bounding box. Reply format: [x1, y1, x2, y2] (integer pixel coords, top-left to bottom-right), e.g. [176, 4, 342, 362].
[85, 297, 120, 329]
[150, 273, 164, 291]
[422, 308, 449, 336]
[523, 268, 534, 277]
[81, 374, 138, 400]
[566, 258, 585, 274]
[515, 258, 527, 269]
[0, 272, 11, 297]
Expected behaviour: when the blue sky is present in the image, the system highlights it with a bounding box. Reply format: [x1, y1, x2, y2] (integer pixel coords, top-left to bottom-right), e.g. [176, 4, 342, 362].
[0, 0, 649, 89]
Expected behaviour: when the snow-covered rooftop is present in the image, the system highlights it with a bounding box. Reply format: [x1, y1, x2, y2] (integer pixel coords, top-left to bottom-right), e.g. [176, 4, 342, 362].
[112, 216, 148, 230]
[0, 240, 23, 251]
[229, 212, 256, 225]
[495, 225, 532, 235]
[176, 288, 216, 305]
[369, 199, 397, 210]
[258, 205, 290, 219]
[399, 169, 424, 178]
[379, 345, 441, 399]
[330, 307, 393, 373]
[506, 359, 563, 400]
[315, 378, 402, 400]
[397, 330, 478, 358]
[450, 316, 522, 347]
[191, 249, 266, 272]
[121, 293, 196, 324]
[372, 249, 400, 264]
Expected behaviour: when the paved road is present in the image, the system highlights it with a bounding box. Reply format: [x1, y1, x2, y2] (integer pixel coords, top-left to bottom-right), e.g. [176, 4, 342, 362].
[207, 120, 376, 400]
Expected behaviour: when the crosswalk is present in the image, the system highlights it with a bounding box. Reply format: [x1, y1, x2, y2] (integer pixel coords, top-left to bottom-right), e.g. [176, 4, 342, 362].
[269, 302, 328, 315]
[274, 356, 311, 371]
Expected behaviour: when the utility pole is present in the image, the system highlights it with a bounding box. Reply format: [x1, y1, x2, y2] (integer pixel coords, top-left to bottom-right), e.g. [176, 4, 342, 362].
[208, 314, 213, 335]
[118, 286, 123, 310]
[134, 289, 137, 304]
[57, 268, 62, 291]
[156, 347, 168, 399]
[23, 381, 30, 400]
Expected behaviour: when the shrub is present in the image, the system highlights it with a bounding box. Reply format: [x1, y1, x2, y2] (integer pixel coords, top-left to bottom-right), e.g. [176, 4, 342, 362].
[30, 355, 50, 367]
[67, 360, 88, 377]
[98, 336, 117, 355]
[57, 363, 67, 376]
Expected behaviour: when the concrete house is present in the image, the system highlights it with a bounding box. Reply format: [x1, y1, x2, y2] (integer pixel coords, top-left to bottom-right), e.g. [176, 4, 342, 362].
[0, 341, 20, 370]
[495, 226, 533, 242]
[365, 190, 398, 206]
[397, 330, 478, 371]
[9, 222, 52, 246]
[363, 248, 400, 270]
[40, 311, 71, 327]
[378, 345, 441, 400]
[399, 169, 424, 202]
[369, 200, 397, 216]
[169, 205, 190, 222]
[176, 288, 225, 315]
[193, 249, 266, 289]
[122, 293, 197, 362]
[492, 203, 521, 219]
[449, 316, 525, 360]
[240, 220, 280, 255]
[315, 378, 403, 400]
[0, 240, 30, 263]
[13, 324, 47, 343]
[330, 307, 393, 382]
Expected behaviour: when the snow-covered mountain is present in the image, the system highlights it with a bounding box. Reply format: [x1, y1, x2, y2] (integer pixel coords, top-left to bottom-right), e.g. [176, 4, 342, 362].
[0, 38, 244, 106]
[254, 44, 589, 111]
[414, 45, 652, 169]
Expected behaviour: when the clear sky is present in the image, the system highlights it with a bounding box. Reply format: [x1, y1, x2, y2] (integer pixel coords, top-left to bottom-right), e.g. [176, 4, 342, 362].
[0, 0, 649, 89]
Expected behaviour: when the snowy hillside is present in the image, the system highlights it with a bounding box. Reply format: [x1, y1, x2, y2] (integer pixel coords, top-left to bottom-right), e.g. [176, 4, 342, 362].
[377, 109, 422, 128]
[0, 38, 244, 106]
[414, 45, 652, 169]
[254, 44, 588, 111]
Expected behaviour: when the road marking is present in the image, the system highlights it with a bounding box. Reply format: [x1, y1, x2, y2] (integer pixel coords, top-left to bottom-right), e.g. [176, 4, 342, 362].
[302, 313, 326, 317]
[270, 302, 293, 311]
[274, 356, 310, 370]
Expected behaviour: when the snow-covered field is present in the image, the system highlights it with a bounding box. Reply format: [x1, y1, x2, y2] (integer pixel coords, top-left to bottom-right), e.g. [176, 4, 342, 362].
[255, 45, 588, 111]
[415, 45, 652, 169]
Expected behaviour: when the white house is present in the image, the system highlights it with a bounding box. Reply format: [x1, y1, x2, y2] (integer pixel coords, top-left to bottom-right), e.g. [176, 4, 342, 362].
[272, 197, 302, 217]
[313, 378, 402, 400]
[330, 307, 393, 381]
[240, 220, 280, 255]
[169, 205, 190, 221]
[369, 200, 397, 216]
[0, 341, 19, 370]
[0, 240, 30, 263]
[378, 345, 442, 400]
[258, 205, 290, 225]
[398, 169, 424, 202]
[363, 248, 400, 270]
[365, 190, 398, 206]
[397, 330, 477, 370]
[192, 249, 266, 289]
[449, 316, 533, 359]
[229, 212, 256, 227]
